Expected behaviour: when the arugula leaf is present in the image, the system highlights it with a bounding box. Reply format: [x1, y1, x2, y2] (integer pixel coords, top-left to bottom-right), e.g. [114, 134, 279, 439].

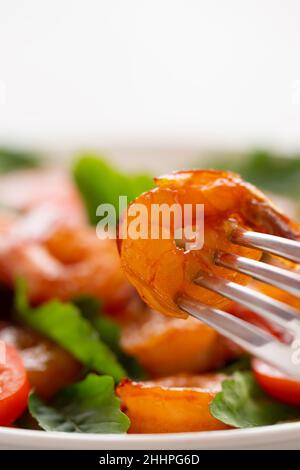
[0, 148, 40, 172]
[202, 149, 300, 199]
[73, 296, 119, 349]
[29, 374, 130, 433]
[15, 278, 126, 382]
[73, 154, 153, 224]
[210, 371, 300, 428]
[74, 296, 146, 380]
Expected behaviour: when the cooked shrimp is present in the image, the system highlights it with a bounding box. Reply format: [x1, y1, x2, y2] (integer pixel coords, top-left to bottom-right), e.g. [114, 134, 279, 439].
[120, 170, 300, 317]
[0, 322, 82, 400]
[0, 212, 133, 311]
[117, 373, 230, 433]
[121, 307, 238, 377]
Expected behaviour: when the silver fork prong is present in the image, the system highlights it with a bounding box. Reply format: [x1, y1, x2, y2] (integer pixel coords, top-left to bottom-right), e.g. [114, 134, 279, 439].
[179, 296, 300, 379]
[215, 251, 300, 298]
[231, 228, 300, 263]
[194, 272, 300, 337]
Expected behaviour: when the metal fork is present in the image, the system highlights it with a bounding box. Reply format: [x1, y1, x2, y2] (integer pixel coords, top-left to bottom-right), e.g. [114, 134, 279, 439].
[178, 227, 300, 379]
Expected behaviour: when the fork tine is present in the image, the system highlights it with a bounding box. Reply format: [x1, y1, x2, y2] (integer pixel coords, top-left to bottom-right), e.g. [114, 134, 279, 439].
[215, 251, 300, 298]
[179, 296, 300, 379]
[194, 272, 300, 337]
[231, 228, 300, 263]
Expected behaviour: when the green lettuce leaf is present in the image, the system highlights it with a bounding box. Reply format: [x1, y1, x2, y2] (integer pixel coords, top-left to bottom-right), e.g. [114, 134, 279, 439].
[15, 278, 126, 382]
[74, 296, 146, 380]
[210, 371, 300, 428]
[29, 374, 130, 433]
[73, 154, 153, 224]
[0, 147, 40, 172]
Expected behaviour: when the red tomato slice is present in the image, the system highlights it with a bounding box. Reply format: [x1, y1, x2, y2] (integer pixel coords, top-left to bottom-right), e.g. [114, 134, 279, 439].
[252, 358, 300, 406]
[0, 342, 30, 426]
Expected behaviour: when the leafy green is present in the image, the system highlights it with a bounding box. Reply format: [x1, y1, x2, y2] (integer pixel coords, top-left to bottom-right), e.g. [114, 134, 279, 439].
[202, 149, 300, 199]
[29, 374, 130, 433]
[74, 296, 146, 380]
[15, 278, 126, 382]
[73, 154, 153, 224]
[210, 371, 300, 428]
[0, 147, 40, 172]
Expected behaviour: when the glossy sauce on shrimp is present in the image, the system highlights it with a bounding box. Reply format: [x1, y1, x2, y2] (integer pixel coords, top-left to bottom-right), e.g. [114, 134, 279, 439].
[117, 373, 230, 433]
[120, 170, 300, 317]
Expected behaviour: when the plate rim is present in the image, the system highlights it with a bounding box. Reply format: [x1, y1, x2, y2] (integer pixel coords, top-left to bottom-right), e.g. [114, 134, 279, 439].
[1, 420, 300, 445]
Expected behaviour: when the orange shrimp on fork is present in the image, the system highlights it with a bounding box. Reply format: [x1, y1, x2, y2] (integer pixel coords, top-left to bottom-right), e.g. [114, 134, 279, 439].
[119, 170, 300, 318]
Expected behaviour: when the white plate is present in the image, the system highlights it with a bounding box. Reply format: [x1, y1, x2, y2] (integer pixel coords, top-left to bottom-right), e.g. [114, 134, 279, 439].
[1, 422, 300, 450]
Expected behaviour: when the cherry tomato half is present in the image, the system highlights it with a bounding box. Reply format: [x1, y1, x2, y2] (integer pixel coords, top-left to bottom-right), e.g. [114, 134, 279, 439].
[0, 342, 30, 426]
[252, 358, 300, 406]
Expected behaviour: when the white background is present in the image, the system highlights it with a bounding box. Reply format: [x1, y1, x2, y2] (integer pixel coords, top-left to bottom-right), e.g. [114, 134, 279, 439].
[0, 0, 300, 157]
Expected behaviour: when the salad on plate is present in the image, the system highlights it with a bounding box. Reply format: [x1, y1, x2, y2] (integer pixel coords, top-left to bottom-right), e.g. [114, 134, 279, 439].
[0, 148, 300, 434]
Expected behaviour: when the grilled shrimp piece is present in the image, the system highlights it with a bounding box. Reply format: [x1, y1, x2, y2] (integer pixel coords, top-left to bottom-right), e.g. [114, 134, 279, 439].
[0, 322, 82, 400]
[117, 373, 230, 433]
[120, 170, 300, 318]
[0, 213, 133, 311]
[121, 308, 237, 377]
[0, 168, 86, 225]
